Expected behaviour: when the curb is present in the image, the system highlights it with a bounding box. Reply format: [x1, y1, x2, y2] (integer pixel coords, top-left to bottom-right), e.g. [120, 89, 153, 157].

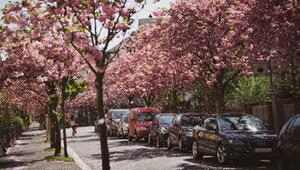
[67, 146, 92, 170]
[61, 141, 92, 170]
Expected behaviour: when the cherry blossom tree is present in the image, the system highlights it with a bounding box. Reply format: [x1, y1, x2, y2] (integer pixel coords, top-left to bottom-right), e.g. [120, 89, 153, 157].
[104, 25, 198, 111]
[2, 0, 146, 168]
[138, 0, 255, 112]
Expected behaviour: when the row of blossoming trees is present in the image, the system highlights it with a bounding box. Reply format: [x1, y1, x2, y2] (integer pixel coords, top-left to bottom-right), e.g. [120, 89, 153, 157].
[0, 0, 299, 169]
[100, 0, 299, 113]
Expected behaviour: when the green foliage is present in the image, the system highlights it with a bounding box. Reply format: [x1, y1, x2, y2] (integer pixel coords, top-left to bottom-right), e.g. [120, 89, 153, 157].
[43, 147, 64, 152]
[45, 155, 74, 162]
[43, 138, 51, 143]
[0, 95, 27, 146]
[226, 76, 271, 106]
[65, 79, 86, 101]
[277, 65, 300, 99]
[11, 116, 25, 133]
[54, 111, 62, 122]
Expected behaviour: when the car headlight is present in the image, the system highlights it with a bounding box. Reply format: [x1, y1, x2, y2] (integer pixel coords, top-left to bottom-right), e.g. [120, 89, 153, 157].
[160, 127, 168, 134]
[228, 139, 244, 145]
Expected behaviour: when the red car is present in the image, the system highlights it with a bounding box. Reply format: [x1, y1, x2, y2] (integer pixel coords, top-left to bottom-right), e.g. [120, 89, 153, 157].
[128, 107, 160, 142]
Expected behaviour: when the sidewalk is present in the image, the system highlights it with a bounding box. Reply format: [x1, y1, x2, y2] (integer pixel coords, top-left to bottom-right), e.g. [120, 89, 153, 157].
[0, 123, 81, 170]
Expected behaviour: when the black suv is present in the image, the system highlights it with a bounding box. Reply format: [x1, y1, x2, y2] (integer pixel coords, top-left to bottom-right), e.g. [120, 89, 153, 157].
[277, 114, 300, 170]
[192, 113, 277, 164]
[148, 113, 175, 147]
[167, 113, 205, 152]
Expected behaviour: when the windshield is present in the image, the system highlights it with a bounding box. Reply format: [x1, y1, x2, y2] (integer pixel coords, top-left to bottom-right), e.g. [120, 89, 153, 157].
[137, 112, 158, 122]
[181, 115, 204, 126]
[159, 115, 174, 125]
[219, 115, 266, 131]
[112, 110, 130, 119]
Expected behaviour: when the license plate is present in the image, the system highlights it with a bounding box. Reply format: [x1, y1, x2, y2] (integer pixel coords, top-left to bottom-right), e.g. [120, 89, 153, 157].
[254, 148, 272, 153]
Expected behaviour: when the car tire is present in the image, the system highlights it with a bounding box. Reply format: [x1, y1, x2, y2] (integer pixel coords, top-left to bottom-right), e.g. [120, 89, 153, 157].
[167, 136, 173, 150]
[178, 138, 185, 152]
[216, 143, 228, 164]
[156, 135, 162, 148]
[192, 141, 202, 160]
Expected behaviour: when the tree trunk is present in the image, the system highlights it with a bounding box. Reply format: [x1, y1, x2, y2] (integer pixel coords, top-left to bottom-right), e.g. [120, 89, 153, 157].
[171, 90, 178, 113]
[95, 73, 110, 170]
[216, 87, 226, 113]
[61, 77, 68, 157]
[50, 126, 55, 148]
[54, 118, 61, 156]
[46, 81, 61, 156]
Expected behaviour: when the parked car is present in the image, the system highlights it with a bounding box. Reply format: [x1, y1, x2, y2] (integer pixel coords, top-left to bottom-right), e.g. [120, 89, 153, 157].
[167, 113, 205, 152]
[192, 113, 277, 164]
[128, 107, 160, 142]
[107, 109, 130, 136]
[277, 114, 300, 170]
[117, 114, 129, 138]
[148, 113, 175, 147]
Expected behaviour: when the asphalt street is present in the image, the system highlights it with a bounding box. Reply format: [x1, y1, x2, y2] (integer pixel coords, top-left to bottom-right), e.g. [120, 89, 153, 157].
[66, 126, 276, 170]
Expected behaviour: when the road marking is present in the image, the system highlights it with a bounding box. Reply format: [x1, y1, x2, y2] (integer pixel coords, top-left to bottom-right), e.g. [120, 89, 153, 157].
[62, 142, 92, 170]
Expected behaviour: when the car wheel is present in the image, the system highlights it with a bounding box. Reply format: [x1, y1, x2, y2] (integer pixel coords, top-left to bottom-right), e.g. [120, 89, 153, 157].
[216, 143, 227, 164]
[156, 135, 161, 148]
[192, 141, 202, 160]
[167, 136, 173, 150]
[178, 138, 185, 152]
[148, 134, 153, 145]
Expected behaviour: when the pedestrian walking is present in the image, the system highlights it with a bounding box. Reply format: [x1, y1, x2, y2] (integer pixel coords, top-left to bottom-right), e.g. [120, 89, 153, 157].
[70, 115, 77, 137]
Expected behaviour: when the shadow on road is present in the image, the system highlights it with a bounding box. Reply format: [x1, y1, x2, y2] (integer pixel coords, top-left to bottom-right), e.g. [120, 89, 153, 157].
[178, 157, 275, 170]
[91, 146, 191, 162]
[0, 160, 26, 169]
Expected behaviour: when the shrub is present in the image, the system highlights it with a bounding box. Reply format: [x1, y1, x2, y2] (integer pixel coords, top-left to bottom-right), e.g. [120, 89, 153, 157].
[11, 116, 25, 135]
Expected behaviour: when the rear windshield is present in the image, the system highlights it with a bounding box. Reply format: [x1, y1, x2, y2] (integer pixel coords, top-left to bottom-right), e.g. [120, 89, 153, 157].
[137, 112, 158, 122]
[181, 115, 205, 126]
[159, 115, 174, 125]
[112, 110, 130, 119]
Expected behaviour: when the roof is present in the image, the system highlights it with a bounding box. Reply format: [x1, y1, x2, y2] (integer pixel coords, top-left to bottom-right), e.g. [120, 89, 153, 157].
[207, 113, 246, 117]
[109, 109, 130, 112]
[131, 107, 160, 112]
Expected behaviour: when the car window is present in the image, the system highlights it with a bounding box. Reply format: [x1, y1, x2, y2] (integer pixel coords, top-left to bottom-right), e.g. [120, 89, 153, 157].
[219, 115, 266, 131]
[123, 116, 128, 123]
[159, 115, 174, 125]
[137, 112, 158, 122]
[280, 117, 295, 136]
[291, 117, 300, 128]
[219, 118, 238, 131]
[291, 117, 300, 138]
[181, 115, 204, 126]
[203, 118, 217, 130]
